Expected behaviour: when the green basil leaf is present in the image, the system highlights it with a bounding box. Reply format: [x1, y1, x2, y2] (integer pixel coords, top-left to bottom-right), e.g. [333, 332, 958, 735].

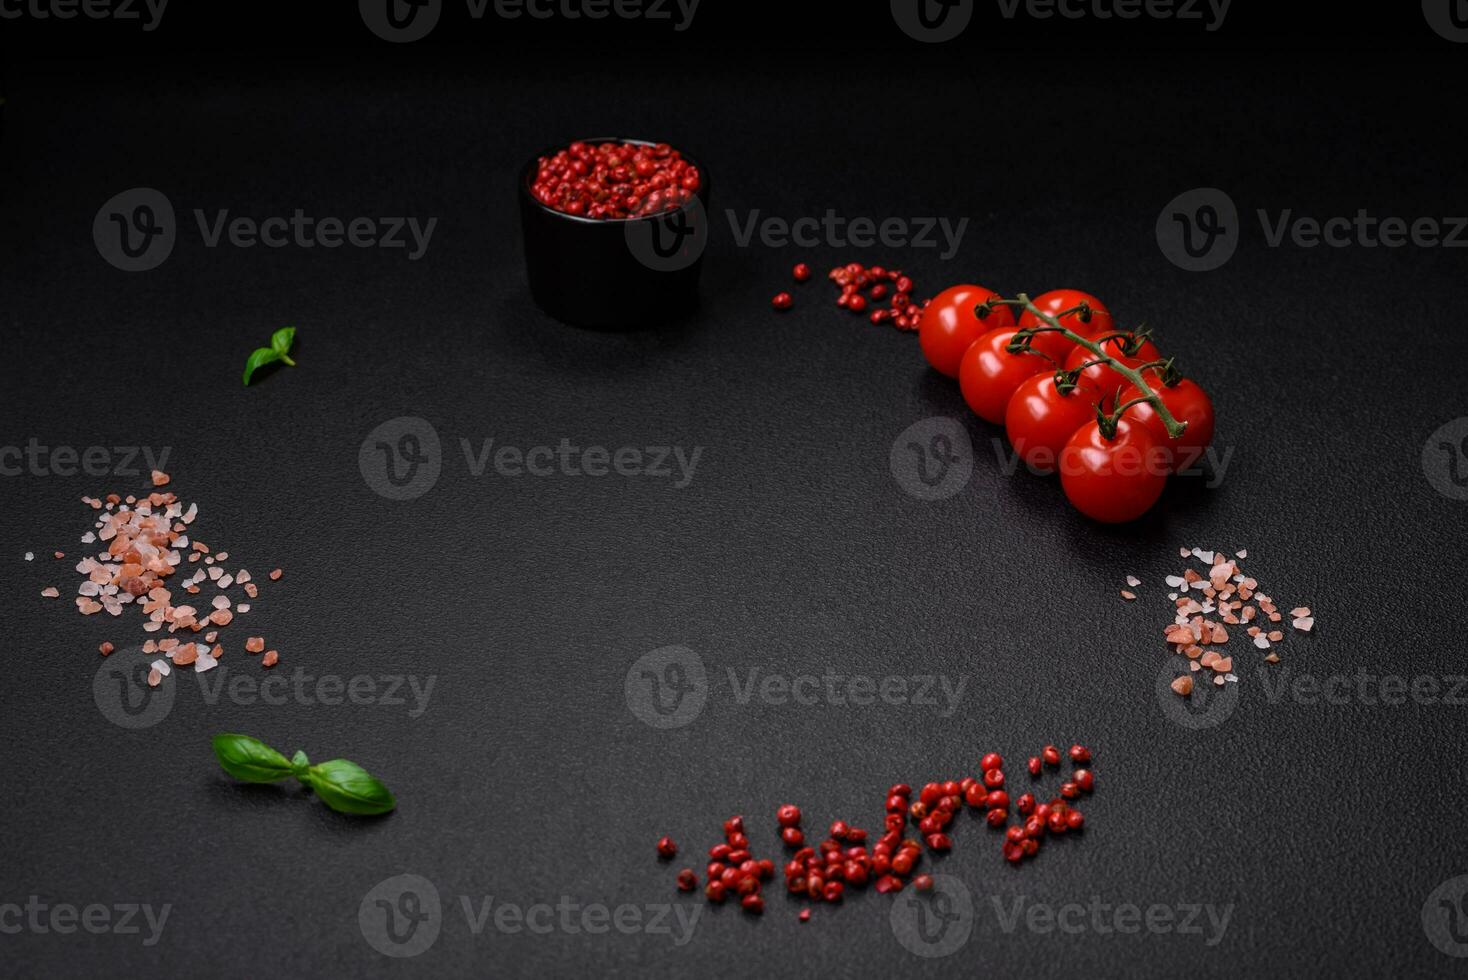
[304, 759, 396, 815]
[242, 347, 282, 387]
[212, 733, 293, 783]
[290, 749, 310, 779]
[270, 326, 296, 355]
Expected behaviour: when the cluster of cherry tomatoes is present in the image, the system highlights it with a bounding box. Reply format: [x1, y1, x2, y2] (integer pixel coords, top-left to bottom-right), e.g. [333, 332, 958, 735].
[918, 286, 1215, 523]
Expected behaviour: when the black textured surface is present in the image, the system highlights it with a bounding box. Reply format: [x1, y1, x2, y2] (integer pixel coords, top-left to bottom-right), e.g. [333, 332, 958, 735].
[3, 14, 1468, 979]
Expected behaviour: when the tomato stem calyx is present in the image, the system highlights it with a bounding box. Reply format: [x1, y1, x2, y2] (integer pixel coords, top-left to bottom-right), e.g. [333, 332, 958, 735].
[995, 294, 1189, 439]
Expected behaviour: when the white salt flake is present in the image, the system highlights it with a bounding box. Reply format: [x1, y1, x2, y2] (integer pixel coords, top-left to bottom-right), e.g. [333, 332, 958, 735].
[1165, 575, 1186, 589]
[1253, 634, 1271, 650]
[194, 653, 218, 673]
[1293, 617, 1314, 632]
[1125, 575, 1140, 587]
[151, 659, 171, 677]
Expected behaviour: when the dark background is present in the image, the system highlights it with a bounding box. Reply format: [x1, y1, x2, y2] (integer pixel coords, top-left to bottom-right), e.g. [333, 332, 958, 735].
[3, 2, 1467, 977]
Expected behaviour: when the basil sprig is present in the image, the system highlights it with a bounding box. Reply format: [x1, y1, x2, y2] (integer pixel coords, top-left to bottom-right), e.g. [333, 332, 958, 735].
[242, 326, 297, 386]
[211, 734, 396, 816]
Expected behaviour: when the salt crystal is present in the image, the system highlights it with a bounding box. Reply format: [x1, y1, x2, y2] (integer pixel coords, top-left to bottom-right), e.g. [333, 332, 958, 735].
[1253, 634, 1270, 649]
[194, 653, 218, 673]
[1293, 616, 1314, 632]
[218, 574, 234, 589]
[150, 659, 171, 677]
[211, 595, 230, 610]
[40, 587, 59, 598]
[1125, 575, 1140, 587]
[235, 569, 251, 584]
[236, 603, 250, 613]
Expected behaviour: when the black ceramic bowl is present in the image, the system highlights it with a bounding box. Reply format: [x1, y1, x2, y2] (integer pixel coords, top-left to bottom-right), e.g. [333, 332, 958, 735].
[519, 139, 711, 330]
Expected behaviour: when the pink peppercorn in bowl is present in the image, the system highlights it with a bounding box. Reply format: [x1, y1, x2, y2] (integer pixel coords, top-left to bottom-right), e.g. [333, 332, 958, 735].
[519, 138, 711, 329]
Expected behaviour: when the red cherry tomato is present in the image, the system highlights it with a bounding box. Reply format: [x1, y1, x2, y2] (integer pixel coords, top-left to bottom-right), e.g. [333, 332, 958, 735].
[1121, 373, 1215, 472]
[1059, 418, 1168, 523]
[1018, 289, 1116, 359]
[958, 328, 1051, 424]
[919, 285, 1015, 378]
[1004, 373, 1102, 474]
[1062, 335, 1162, 404]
